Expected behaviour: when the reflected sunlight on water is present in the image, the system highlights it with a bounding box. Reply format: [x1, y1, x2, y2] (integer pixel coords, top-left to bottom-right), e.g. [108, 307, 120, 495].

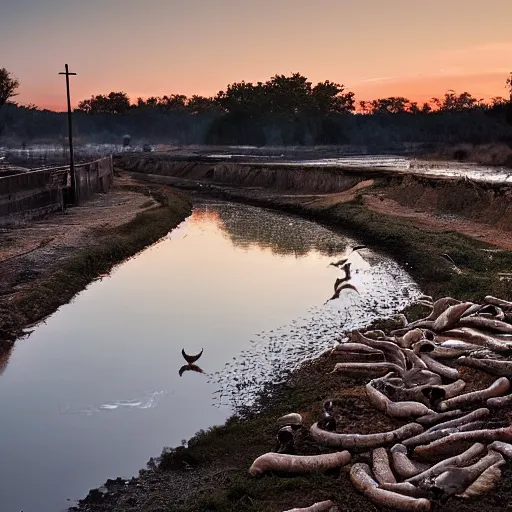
[0, 200, 418, 512]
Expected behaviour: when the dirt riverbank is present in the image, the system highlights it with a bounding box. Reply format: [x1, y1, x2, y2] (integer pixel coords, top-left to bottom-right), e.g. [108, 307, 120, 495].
[0, 174, 192, 351]
[67, 163, 512, 512]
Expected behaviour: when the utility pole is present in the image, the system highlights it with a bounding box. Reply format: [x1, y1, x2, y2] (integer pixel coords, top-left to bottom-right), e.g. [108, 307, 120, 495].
[59, 64, 77, 203]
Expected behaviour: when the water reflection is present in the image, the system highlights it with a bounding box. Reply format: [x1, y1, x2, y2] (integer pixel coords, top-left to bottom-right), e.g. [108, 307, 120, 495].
[58, 390, 169, 417]
[325, 262, 358, 303]
[179, 364, 206, 377]
[0, 200, 418, 512]
[0, 343, 13, 375]
[203, 202, 419, 409]
[207, 202, 350, 257]
[328, 245, 368, 268]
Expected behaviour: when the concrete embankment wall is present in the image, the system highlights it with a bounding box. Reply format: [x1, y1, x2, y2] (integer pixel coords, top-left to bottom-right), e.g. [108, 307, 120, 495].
[0, 156, 113, 226]
[75, 155, 114, 203]
[0, 167, 69, 225]
[116, 154, 512, 230]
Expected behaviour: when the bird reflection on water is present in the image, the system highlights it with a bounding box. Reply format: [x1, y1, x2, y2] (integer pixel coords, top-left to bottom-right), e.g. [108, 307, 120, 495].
[325, 247, 367, 304]
[179, 348, 206, 377]
[178, 364, 207, 377]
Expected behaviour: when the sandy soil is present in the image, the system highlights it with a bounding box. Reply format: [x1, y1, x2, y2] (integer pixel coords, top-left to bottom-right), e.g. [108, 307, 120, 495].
[277, 180, 376, 207]
[361, 194, 512, 251]
[266, 180, 512, 251]
[0, 176, 158, 308]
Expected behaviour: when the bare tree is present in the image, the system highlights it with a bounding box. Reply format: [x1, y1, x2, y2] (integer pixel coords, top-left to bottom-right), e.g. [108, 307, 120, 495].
[0, 68, 20, 108]
[506, 72, 512, 101]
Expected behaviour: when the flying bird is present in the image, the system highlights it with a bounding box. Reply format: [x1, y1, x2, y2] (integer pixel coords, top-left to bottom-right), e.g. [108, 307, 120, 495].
[179, 364, 206, 377]
[181, 348, 204, 364]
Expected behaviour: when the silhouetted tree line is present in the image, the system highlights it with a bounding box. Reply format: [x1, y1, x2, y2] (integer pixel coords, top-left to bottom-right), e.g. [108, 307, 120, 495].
[0, 68, 20, 108]
[1, 70, 512, 148]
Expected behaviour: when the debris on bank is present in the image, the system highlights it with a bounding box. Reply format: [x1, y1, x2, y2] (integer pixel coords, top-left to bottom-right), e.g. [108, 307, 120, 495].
[251, 295, 512, 511]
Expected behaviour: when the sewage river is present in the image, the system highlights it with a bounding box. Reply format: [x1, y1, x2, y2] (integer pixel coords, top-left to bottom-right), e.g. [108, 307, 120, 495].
[0, 200, 419, 512]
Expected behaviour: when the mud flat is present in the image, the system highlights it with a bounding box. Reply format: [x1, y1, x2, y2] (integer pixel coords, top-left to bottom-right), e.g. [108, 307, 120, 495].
[0, 175, 191, 349]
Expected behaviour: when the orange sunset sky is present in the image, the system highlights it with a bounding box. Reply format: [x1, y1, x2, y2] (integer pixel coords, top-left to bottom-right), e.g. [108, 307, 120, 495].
[1, 0, 511, 111]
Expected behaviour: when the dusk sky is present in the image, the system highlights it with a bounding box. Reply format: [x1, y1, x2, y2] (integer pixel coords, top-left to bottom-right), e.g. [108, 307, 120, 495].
[2, 0, 511, 110]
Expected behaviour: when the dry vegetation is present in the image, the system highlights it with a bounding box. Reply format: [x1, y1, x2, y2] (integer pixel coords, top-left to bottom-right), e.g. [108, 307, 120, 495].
[426, 143, 512, 167]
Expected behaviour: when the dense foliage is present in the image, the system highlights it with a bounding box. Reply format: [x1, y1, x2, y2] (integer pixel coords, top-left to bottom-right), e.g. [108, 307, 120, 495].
[1, 71, 512, 148]
[0, 68, 20, 108]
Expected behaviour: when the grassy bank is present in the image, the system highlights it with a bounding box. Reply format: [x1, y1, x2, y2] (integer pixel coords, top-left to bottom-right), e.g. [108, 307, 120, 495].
[297, 200, 512, 301]
[71, 179, 512, 512]
[0, 185, 192, 348]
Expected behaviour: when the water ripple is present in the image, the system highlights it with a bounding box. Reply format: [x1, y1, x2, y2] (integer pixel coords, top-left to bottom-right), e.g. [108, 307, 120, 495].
[208, 258, 420, 409]
[58, 390, 168, 416]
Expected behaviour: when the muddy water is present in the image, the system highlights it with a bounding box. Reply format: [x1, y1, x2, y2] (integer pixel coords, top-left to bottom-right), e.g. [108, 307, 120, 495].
[0, 201, 418, 512]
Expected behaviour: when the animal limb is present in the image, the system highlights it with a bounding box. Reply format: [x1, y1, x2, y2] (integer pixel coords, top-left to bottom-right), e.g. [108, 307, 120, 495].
[248, 451, 351, 476]
[350, 463, 431, 511]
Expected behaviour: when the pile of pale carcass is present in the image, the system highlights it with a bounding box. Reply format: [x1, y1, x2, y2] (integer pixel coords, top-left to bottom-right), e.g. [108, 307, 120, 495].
[248, 295, 512, 512]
